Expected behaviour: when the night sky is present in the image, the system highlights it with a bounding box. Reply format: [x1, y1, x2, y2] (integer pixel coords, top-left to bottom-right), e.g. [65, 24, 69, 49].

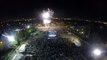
[0, 0, 107, 21]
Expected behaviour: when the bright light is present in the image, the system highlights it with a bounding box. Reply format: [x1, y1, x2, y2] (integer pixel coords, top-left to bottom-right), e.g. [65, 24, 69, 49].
[93, 49, 102, 56]
[48, 31, 57, 37]
[0, 41, 3, 44]
[48, 34, 56, 37]
[41, 9, 54, 19]
[42, 12, 50, 19]
[26, 25, 30, 29]
[7, 36, 15, 42]
[43, 19, 51, 24]
[41, 9, 54, 25]
[2, 34, 15, 42]
[80, 31, 84, 34]
[19, 44, 26, 52]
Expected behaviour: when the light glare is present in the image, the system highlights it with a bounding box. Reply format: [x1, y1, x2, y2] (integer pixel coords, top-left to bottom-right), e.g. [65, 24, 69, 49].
[2, 34, 15, 42]
[41, 9, 54, 25]
[42, 12, 50, 19]
[27, 25, 30, 28]
[93, 49, 102, 56]
[7, 36, 15, 42]
[43, 19, 51, 24]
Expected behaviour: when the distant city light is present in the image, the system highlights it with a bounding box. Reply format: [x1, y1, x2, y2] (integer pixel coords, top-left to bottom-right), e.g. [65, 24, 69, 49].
[76, 29, 79, 31]
[0, 41, 3, 44]
[26, 25, 30, 29]
[80, 31, 84, 34]
[93, 48, 102, 56]
[0, 41, 3, 48]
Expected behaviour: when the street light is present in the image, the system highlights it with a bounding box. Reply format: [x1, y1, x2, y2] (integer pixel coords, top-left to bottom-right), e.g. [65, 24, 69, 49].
[93, 48, 102, 56]
[2, 34, 15, 42]
[26, 25, 30, 29]
[2, 34, 18, 47]
[6, 35, 15, 42]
